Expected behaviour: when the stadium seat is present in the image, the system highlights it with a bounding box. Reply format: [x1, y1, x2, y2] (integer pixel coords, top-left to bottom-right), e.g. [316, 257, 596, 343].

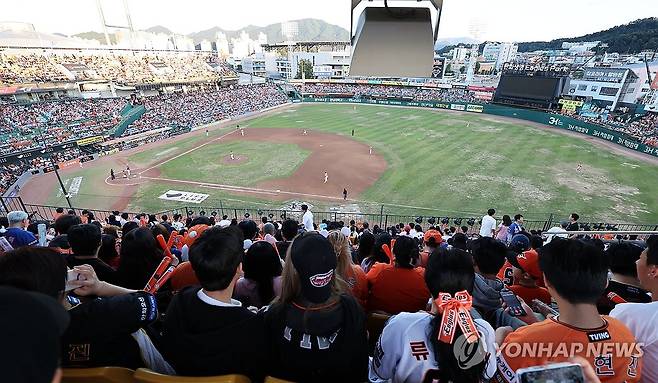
[366, 311, 392, 354]
[61, 367, 135, 383]
[133, 368, 251, 383]
[264, 377, 295, 383]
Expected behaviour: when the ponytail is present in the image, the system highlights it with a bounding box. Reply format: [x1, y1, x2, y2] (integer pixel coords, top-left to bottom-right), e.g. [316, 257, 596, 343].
[425, 248, 489, 382]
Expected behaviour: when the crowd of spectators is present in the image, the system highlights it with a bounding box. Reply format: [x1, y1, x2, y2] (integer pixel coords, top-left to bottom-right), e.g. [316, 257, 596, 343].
[0, 84, 288, 195]
[0, 205, 656, 382]
[297, 83, 479, 103]
[126, 84, 288, 135]
[0, 98, 124, 154]
[0, 53, 69, 84]
[0, 51, 236, 86]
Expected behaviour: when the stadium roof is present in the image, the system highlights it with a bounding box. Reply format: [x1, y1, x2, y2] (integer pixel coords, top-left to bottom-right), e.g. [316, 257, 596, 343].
[0, 30, 99, 48]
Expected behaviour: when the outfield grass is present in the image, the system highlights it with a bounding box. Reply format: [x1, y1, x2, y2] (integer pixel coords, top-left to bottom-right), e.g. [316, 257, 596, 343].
[45, 104, 658, 223]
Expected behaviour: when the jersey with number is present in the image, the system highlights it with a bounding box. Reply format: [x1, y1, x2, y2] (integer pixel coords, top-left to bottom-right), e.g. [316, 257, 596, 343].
[369, 311, 497, 383]
[497, 260, 515, 287]
[493, 316, 642, 383]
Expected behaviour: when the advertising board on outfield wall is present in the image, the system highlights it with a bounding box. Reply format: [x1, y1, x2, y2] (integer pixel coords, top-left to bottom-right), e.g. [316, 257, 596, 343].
[303, 97, 658, 159]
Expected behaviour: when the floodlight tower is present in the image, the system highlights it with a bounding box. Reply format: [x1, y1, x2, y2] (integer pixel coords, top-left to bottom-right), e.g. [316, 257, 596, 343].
[95, 0, 136, 47]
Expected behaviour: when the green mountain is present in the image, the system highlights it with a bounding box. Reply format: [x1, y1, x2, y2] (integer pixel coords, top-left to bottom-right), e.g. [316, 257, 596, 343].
[188, 18, 349, 44]
[517, 18, 658, 54]
[145, 25, 174, 35]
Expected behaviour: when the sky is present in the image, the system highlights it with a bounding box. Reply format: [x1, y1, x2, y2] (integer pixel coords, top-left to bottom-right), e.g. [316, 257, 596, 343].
[1, 0, 657, 42]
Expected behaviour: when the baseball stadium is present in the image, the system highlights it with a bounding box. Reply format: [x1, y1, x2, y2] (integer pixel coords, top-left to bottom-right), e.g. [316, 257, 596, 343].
[3, 1, 658, 382]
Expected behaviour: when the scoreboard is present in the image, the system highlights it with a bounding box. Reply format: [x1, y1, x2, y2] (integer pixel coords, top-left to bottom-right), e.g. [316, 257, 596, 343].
[494, 62, 571, 109]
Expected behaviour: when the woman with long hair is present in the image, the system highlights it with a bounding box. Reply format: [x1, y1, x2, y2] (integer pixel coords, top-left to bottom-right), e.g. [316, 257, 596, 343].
[327, 231, 367, 307]
[366, 235, 430, 314]
[264, 232, 368, 382]
[369, 247, 497, 382]
[496, 214, 513, 242]
[98, 234, 120, 270]
[233, 241, 283, 308]
[116, 227, 164, 290]
[355, 231, 375, 265]
[360, 232, 391, 274]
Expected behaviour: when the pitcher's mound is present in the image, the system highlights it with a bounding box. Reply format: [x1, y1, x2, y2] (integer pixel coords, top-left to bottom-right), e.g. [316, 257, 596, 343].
[222, 155, 248, 164]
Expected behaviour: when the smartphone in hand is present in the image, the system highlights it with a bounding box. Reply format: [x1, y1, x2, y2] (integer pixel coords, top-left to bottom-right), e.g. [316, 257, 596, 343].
[500, 289, 525, 317]
[517, 362, 585, 383]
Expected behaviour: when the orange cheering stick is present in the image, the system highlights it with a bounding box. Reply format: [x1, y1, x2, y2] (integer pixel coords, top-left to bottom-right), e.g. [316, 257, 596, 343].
[143, 234, 179, 293]
[382, 243, 394, 263]
[607, 292, 627, 305]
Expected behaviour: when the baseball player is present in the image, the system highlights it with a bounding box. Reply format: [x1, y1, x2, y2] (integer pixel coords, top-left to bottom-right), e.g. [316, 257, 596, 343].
[241, 128, 245, 137]
[303, 129, 307, 136]
[324, 171, 328, 184]
[126, 166, 131, 178]
[230, 151, 235, 161]
[369, 146, 372, 155]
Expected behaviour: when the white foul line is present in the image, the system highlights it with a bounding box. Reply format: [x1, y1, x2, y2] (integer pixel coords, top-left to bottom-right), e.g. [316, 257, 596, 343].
[139, 128, 238, 175]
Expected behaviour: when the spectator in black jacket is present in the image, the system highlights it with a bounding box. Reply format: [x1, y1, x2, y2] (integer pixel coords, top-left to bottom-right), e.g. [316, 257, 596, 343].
[598, 242, 652, 314]
[66, 224, 116, 284]
[264, 232, 368, 382]
[161, 226, 266, 379]
[0, 246, 167, 372]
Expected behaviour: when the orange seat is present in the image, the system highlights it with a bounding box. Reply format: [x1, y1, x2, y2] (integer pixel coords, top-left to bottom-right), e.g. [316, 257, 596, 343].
[264, 377, 295, 383]
[133, 368, 251, 383]
[62, 367, 134, 383]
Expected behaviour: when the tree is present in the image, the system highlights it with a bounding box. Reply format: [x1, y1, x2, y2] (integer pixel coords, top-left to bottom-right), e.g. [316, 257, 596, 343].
[445, 63, 452, 73]
[459, 66, 466, 74]
[295, 59, 314, 80]
[475, 61, 481, 74]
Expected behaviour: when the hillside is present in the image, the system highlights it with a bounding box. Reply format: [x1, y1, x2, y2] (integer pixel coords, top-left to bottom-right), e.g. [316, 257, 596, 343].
[188, 18, 349, 44]
[72, 31, 117, 45]
[145, 25, 174, 35]
[517, 18, 658, 54]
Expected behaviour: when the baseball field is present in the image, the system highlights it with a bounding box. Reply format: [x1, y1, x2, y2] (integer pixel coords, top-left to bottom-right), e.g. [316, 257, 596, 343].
[23, 103, 658, 224]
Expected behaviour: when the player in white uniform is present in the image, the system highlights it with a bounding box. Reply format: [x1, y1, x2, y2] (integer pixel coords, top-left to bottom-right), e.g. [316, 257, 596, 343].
[230, 151, 235, 161]
[324, 171, 328, 184]
[369, 248, 497, 383]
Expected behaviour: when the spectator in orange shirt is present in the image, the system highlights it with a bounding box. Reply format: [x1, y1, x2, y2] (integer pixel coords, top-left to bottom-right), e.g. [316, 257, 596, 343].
[366, 236, 430, 314]
[327, 231, 367, 307]
[495, 238, 642, 383]
[507, 236, 552, 305]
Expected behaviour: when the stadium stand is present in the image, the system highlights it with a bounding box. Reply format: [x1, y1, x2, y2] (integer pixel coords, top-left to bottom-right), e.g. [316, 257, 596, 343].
[0, 50, 235, 86]
[0, 84, 288, 195]
[0, 205, 656, 382]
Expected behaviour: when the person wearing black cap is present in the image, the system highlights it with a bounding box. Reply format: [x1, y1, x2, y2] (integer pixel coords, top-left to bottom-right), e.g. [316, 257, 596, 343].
[264, 232, 368, 382]
[0, 286, 70, 383]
